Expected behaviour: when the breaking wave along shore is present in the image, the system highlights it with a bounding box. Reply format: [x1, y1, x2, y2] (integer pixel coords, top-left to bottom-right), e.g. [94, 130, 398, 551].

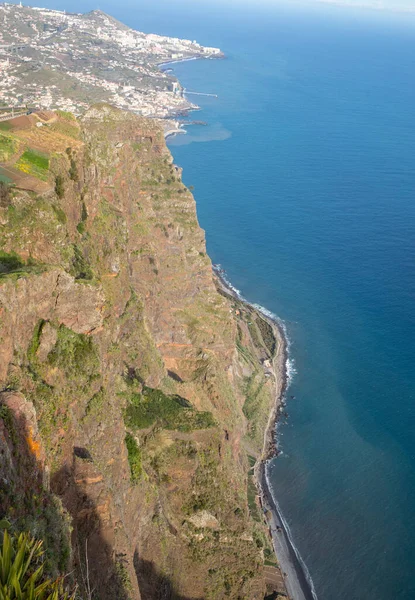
[213, 265, 318, 600]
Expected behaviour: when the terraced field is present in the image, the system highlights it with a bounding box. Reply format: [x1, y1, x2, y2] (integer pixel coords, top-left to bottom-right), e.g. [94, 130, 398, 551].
[0, 110, 81, 192]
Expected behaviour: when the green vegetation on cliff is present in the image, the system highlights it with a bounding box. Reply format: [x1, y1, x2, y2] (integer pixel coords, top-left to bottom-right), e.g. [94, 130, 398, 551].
[0, 251, 43, 280]
[16, 149, 50, 181]
[0, 133, 17, 161]
[124, 385, 216, 432]
[0, 105, 286, 600]
[125, 432, 142, 483]
[23, 323, 100, 458]
[47, 325, 100, 382]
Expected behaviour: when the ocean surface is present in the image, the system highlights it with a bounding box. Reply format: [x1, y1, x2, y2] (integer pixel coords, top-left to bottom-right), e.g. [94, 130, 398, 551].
[36, 0, 415, 597]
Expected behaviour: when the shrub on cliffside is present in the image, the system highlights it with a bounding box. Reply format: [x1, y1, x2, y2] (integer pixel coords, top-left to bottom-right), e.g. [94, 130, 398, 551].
[55, 175, 64, 199]
[0, 182, 11, 207]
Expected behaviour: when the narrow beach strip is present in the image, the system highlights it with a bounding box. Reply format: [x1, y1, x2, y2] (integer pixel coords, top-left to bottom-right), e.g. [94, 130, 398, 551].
[213, 266, 318, 600]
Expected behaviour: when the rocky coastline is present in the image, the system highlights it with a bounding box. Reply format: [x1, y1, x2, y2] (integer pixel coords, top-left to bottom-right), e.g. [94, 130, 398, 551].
[213, 268, 317, 600]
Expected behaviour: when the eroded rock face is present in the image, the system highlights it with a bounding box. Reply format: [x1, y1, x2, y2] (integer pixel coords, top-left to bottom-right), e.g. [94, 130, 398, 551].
[0, 106, 280, 600]
[188, 510, 220, 530]
[1, 391, 44, 464]
[0, 270, 105, 381]
[0, 391, 44, 484]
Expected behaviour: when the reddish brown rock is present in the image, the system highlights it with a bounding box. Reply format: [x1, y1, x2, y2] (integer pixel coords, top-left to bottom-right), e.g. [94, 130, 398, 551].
[0, 106, 283, 600]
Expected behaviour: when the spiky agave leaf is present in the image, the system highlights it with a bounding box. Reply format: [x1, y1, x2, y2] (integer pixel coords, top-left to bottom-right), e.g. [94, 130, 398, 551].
[0, 530, 74, 600]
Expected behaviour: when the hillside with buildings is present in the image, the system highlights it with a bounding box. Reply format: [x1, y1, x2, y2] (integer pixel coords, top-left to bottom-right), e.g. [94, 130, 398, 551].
[0, 4, 223, 132]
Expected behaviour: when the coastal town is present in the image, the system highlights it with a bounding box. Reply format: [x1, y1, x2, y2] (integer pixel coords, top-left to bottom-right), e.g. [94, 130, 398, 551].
[0, 3, 223, 133]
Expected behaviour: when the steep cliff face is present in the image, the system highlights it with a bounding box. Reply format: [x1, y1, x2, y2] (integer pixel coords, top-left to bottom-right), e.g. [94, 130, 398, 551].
[0, 106, 284, 599]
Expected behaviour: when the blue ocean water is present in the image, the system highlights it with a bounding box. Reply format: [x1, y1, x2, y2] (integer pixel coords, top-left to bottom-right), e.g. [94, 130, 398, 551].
[167, 8, 415, 598]
[33, 0, 415, 597]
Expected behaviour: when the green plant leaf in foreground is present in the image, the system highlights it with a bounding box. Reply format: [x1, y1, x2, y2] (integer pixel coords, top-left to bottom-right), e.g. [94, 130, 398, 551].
[0, 529, 73, 600]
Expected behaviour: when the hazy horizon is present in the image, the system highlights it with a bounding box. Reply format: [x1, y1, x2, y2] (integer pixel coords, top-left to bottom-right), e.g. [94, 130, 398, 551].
[9, 0, 415, 15]
[218, 0, 415, 14]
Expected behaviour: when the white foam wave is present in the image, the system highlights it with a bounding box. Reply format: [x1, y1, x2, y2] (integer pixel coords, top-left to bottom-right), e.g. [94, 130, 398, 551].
[159, 56, 198, 68]
[213, 264, 244, 299]
[251, 302, 297, 389]
[252, 304, 297, 392]
[213, 264, 297, 390]
[286, 357, 297, 386]
[214, 266, 317, 596]
[265, 469, 319, 600]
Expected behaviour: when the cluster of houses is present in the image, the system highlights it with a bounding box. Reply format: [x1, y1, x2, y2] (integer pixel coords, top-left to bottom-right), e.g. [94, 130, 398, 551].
[0, 3, 222, 121]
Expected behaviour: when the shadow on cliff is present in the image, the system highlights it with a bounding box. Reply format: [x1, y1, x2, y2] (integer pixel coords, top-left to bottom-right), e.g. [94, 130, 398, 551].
[0, 402, 128, 598]
[51, 450, 133, 600]
[0, 397, 74, 580]
[0, 398, 203, 600]
[52, 449, 203, 600]
[134, 551, 203, 600]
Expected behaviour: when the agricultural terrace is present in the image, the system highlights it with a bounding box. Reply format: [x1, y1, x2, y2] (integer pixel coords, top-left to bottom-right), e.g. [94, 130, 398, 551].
[0, 110, 82, 192]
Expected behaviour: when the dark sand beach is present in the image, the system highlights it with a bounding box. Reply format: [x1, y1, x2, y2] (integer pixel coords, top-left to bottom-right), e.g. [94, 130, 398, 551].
[214, 268, 317, 600]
